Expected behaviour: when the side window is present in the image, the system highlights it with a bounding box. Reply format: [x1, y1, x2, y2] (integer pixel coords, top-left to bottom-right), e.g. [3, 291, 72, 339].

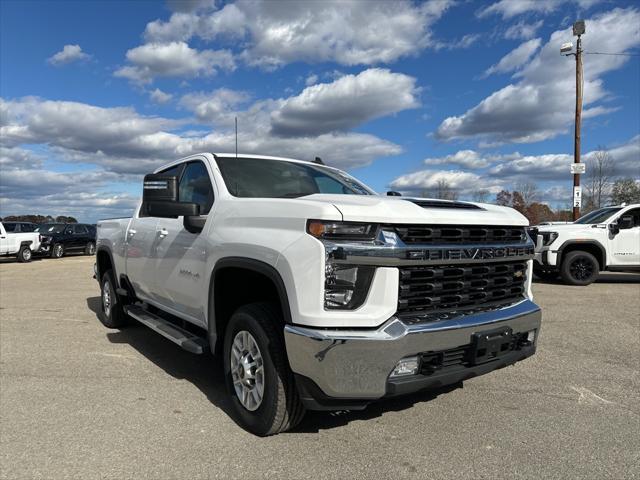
[3, 223, 17, 232]
[74, 225, 88, 234]
[179, 162, 214, 215]
[21, 224, 35, 232]
[626, 208, 640, 227]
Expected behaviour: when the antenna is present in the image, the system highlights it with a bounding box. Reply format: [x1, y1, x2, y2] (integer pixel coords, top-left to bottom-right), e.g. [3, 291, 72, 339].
[235, 116, 238, 159]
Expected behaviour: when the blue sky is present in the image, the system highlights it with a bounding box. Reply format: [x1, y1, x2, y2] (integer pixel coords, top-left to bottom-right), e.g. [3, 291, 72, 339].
[1, 0, 638, 222]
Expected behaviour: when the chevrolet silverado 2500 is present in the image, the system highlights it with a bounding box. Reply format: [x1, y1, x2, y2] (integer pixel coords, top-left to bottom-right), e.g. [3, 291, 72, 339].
[95, 153, 542, 436]
[0, 221, 41, 262]
[533, 203, 640, 285]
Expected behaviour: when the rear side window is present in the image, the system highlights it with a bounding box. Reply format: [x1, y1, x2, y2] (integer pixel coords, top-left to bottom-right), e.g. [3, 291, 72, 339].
[179, 162, 214, 215]
[20, 223, 35, 232]
[3, 223, 17, 232]
[74, 225, 88, 234]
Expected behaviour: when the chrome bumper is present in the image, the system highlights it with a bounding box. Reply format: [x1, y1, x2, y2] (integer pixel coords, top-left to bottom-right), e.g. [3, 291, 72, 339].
[284, 299, 541, 400]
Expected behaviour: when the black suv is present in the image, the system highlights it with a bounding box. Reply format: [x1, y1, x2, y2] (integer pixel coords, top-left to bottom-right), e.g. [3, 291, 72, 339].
[35, 223, 96, 258]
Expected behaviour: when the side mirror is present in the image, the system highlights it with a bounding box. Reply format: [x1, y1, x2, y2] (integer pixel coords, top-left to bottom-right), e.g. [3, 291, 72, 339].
[618, 215, 634, 230]
[608, 222, 620, 236]
[387, 191, 402, 196]
[141, 173, 200, 218]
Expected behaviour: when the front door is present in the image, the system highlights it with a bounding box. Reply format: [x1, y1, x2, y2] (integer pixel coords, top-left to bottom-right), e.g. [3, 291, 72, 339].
[153, 160, 215, 327]
[608, 208, 640, 266]
[125, 212, 159, 303]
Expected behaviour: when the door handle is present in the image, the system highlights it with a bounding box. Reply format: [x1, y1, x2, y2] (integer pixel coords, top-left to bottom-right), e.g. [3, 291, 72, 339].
[127, 229, 136, 237]
[158, 228, 169, 238]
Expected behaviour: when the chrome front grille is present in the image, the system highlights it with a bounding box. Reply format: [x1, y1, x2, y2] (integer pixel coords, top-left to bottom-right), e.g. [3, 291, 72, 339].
[398, 260, 527, 314]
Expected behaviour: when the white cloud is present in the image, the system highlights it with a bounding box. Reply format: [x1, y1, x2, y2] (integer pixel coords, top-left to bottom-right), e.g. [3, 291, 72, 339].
[114, 41, 235, 85]
[305, 74, 319, 86]
[143, 0, 454, 67]
[478, 0, 602, 19]
[483, 38, 541, 77]
[504, 20, 544, 40]
[47, 44, 91, 66]
[436, 8, 640, 144]
[424, 150, 491, 169]
[270, 69, 420, 137]
[389, 169, 503, 195]
[149, 88, 173, 104]
[180, 88, 250, 125]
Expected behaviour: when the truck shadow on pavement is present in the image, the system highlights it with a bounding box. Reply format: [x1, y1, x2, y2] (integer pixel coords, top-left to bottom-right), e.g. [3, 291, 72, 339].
[87, 295, 462, 434]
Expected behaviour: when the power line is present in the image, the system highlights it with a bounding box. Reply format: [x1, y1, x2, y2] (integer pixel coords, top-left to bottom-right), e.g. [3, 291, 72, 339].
[584, 51, 640, 57]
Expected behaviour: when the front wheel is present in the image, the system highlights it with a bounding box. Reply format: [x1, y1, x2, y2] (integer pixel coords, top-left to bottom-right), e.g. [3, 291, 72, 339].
[533, 264, 558, 281]
[223, 303, 304, 436]
[85, 242, 96, 255]
[560, 251, 599, 286]
[17, 246, 32, 263]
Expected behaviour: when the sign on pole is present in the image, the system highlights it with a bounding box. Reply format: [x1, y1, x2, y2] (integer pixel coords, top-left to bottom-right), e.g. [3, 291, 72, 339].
[573, 186, 582, 207]
[570, 163, 586, 174]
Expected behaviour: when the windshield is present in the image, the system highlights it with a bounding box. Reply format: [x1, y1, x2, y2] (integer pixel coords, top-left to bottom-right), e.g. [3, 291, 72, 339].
[35, 224, 65, 233]
[574, 207, 623, 224]
[215, 157, 374, 198]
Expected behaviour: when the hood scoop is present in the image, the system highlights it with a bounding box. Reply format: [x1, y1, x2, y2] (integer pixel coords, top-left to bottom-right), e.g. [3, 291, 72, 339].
[405, 199, 482, 210]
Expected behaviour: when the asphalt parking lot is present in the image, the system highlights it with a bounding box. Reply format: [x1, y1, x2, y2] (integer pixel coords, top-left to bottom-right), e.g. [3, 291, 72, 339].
[0, 256, 638, 479]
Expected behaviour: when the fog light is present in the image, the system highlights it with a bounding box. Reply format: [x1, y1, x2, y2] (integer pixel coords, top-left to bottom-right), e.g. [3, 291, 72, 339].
[527, 330, 536, 343]
[390, 356, 419, 377]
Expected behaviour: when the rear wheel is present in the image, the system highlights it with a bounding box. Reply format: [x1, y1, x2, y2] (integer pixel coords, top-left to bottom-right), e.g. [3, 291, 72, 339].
[51, 243, 64, 258]
[99, 269, 128, 328]
[17, 246, 32, 263]
[223, 302, 304, 436]
[560, 251, 599, 286]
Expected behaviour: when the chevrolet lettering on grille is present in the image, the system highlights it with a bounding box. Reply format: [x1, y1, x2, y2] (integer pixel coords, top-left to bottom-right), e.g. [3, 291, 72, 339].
[406, 246, 534, 261]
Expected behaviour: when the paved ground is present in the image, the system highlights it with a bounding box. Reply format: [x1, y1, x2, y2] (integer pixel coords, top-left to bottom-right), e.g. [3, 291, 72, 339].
[0, 255, 639, 479]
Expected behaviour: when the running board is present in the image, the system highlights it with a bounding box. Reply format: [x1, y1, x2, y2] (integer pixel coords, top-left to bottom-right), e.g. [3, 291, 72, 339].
[124, 305, 208, 354]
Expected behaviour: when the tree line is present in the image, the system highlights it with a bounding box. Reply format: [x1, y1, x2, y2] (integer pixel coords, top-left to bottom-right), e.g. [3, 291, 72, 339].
[0, 215, 78, 224]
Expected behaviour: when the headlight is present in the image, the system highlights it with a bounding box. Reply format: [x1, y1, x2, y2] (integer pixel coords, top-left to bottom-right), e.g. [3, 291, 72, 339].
[307, 220, 378, 241]
[324, 257, 375, 310]
[540, 231, 558, 246]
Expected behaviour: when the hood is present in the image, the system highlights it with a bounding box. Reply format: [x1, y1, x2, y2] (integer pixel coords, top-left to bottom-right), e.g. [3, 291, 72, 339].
[300, 195, 529, 226]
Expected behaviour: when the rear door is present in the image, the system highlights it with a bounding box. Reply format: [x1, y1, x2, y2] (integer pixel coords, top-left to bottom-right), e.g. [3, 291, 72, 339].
[73, 225, 89, 249]
[152, 160, 215, 326]
[0, 224, 8, 254]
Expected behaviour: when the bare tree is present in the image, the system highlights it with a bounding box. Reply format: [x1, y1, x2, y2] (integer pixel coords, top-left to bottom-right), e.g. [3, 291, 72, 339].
[472, 189, 490, 203]
[432, 179, 458, 201]
[584, 147, 615, 210]
[514, 182, 538, 207]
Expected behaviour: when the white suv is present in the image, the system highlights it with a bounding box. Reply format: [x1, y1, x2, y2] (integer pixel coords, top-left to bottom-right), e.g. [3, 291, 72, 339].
[533, 204, 640, 285]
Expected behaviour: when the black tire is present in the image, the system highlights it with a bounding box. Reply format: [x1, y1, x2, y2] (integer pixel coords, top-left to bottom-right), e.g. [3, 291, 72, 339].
[51, 243, 64, 258]
[17, 246, 32, 263]
[223, 302, 305, 436]
[85, 241, 96, 256]
[560, 250, 599, 286]
[99, 269, 128, 328]
[533, 264, 558, 281]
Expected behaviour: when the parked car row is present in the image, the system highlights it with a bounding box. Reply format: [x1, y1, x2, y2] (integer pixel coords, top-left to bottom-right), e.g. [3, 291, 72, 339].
[0, 221, 96, 262]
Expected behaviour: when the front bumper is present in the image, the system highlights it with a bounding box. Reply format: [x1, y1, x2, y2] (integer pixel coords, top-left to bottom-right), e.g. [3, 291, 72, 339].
[284, 299, 541, 409]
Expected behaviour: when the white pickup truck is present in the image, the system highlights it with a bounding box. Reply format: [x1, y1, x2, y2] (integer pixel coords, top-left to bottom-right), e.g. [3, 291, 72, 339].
[0, 221, 42, 262]
[533, 204, 640, 285]
[96, 153, 541, 435]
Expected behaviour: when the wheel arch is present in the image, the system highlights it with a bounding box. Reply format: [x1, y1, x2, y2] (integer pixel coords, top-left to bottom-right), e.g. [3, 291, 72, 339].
[207, 257, 292, 354]
[96, 247, 116, 286]
[557, 240, 606, 270]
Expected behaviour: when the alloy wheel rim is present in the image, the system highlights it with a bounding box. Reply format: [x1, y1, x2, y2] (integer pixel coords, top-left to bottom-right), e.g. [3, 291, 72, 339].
[102, 281, 111, 317]
[89, 243, 95, 255]
[570, 258, 594, 281]
[55, 245, 62, 257]
[23, 249, 31, 260]
[230, 330, 265, 411]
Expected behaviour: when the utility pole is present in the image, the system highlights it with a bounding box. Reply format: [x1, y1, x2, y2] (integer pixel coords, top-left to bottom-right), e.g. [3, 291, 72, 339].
[573, 22, 584, 221]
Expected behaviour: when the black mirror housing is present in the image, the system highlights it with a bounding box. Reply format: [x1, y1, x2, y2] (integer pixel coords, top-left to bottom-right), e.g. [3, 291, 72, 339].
[142, 173, 201, 218]
[608, 222, 620, 235]
[618, 215, 634, 230]
[386, 191, 402, 196]
[146, 201, 200, 218]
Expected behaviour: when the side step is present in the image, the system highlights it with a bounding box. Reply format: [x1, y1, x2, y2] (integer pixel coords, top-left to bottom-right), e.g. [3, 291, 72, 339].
[124, 305, 208, 354]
